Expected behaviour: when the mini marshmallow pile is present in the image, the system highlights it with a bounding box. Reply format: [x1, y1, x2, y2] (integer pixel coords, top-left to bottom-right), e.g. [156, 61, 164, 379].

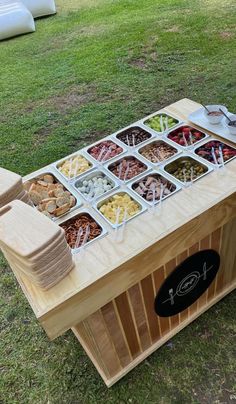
[77, 175, 114, 200]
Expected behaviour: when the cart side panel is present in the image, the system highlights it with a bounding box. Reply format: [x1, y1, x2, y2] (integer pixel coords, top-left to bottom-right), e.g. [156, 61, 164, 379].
[73, 219, 236, 387]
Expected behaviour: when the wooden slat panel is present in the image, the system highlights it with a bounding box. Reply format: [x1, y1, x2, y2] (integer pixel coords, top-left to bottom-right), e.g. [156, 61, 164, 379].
[141, 275, 161, 343]
[221, 218, 236, 286]
[164, 258, 179, 328]
[101, 302, 131, 368]
[74, 281, 236, 387]
[188, 242, 200, 315]
[115, 292, 141, 358]
[128, 284, 151, 351]
[177, 251, 189, 322]
[207, 227, 222, 302]
[197, 236, 210, 309]
[153, 266, 170, 336]
[86, 311, 122, 377]
[74, 321, 109, 377]
[72, 216, 236, 387]
[215, 224, 229, 294]
[211, 228, 221, 253]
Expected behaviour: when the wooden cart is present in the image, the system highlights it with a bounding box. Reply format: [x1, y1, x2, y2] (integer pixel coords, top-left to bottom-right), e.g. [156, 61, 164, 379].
[7, 99, 236, 387]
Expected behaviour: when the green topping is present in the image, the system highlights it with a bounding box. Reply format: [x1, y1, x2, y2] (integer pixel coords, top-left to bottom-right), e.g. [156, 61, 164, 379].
[145, 114, 178, 133]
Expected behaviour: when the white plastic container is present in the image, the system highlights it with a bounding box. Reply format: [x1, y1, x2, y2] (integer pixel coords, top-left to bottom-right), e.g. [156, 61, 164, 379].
[21, 0, 56, 18]
[203, 105, 228, 125]
[226, 114, 236, 135]
[0, 1, 35, 41]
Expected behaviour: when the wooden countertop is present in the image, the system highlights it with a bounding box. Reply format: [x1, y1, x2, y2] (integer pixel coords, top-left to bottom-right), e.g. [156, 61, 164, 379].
[13, 98, 236, 339]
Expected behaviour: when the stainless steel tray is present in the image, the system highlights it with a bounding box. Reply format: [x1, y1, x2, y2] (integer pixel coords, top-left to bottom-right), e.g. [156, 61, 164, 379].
[137, 138, 182, 167]
[72, 168, 120, 202]
[57, 207, 108, 254]
[84, 136, 127, 165]
[94, 189, 147, 229]
[113, 125, 155, 149]
[140, 111, 182, 135]
[104, 154, 151, 184]
[165, 123, 210, 150]
[53, 150, 96, 182]
[191, 138, 236, 167]
[162, 153, 213, 186]
[23, 168, 82, 221]
[127, 170, 182, 206]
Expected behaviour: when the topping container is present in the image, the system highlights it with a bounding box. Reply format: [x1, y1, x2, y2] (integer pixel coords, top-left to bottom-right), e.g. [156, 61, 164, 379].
[85, 138, 125, 164]
[166, 124, 209, 149]
[193, 139, 236, 166]
[137, 138, 182, 166]
[54, 151, 95, 182]
[115, 126, 153, 148]
[57, 208, 107, 253]
[128, 171, 181, 206]
[95, 190, 147, 228]
[105, 154, 150, 183]
[141, 112, 181, 135]
[73, 169, 119, 202]
[163, 154, 212, 186]
[23, 169, 81, 220]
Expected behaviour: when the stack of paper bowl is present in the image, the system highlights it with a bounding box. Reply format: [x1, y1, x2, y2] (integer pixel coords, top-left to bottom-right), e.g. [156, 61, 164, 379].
[0, 200, 74, 290]
[0, 167, 30, 208]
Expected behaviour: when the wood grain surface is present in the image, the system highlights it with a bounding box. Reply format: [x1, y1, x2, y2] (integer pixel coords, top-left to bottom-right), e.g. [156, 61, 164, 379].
[73, 221, 236, 386]
[2, 98, 235, 339]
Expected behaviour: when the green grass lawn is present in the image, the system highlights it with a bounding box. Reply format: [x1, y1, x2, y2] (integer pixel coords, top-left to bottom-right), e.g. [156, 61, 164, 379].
[0, 0, 236, 402]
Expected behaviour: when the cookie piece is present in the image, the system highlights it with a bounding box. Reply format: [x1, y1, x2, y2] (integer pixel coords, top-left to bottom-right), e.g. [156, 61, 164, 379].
[43, 174, 54, 184]
[46, 200, 57, 214]
[56, 194, 70, 207]
[29, 190, 42, 205]
[54, 203, 70, 217]
[69, 196, 76, 208]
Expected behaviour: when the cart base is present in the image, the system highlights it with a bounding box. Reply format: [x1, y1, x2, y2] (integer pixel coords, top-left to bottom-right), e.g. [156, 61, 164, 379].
[72, 220, 236, 387]
[73, 282, 236, 387]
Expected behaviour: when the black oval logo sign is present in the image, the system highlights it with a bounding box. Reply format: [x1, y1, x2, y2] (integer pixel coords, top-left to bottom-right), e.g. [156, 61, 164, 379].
[155, 249, 220, 317]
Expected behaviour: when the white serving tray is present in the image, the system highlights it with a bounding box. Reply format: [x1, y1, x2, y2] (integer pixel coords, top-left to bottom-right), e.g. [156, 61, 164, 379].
[188, 107, 236, 144]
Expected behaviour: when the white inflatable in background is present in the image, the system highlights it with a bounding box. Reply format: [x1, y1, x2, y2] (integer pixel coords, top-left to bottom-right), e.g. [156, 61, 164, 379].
[0, 1, 35, 41]
[20, 0, 56, 18]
